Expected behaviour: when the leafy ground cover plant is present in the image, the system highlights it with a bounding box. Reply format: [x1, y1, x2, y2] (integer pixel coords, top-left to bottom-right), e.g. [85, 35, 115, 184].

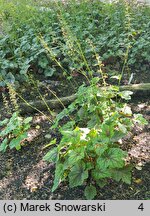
[0, 0, 60, 85]
[44, 78, 148, 199]
[0, 111, 32, 152]
[0, 0, 150, 87]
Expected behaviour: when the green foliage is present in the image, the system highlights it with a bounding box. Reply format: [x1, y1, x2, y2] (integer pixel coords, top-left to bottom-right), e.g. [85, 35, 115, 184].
[44, 80, 148, 199]
[84, 185, 97, 200]
[0, 112, 32, 152]
[0, 0, 59, 85]
[0, 0, 150, 86]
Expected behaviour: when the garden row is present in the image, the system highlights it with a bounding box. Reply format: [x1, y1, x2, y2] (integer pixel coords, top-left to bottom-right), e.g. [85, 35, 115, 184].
[0, 0, 150, 87]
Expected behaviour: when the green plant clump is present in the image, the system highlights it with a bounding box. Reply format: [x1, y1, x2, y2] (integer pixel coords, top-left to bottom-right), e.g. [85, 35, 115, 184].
[44, 78, 148, 199]
[0, 112, 32, 152]
[0, 0, 150, 86]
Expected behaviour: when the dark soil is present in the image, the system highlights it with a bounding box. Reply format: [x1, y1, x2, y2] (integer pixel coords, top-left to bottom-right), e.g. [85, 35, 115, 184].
[0, 75, 150, 200]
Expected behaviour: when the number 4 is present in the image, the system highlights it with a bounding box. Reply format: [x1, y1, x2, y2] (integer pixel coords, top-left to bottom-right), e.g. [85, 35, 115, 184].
[138, 203, 144, 211]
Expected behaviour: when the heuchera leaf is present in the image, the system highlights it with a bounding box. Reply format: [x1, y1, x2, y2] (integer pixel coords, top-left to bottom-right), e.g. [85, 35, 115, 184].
[100, 124, 114, 143]
[133, 114, 148, 125]
[0, 123, 16, 136]
[0, 118, 9, 126]
[43, 138, 57, 149]
[92, 167, 111, 180]
[61, 121, 75, 131]
[87, 115, 99, 128]
[9, 132, 27, 150]
[84, 185, 97, 200]
[119, 91, 133, 100]
[67, 147, 85, 165]
[118, 122, 127, 134]
[87, 129, 97, 138]
[68, 161, 88, 187]
[95, 142, 108, 156]
[111, 166, 132, 184]
[110, 130, 126, 142]
[0, 137, 8, 152]
[23, 117, 32, 124]
[43, 147, 58, 163]
[96, 179, 107, 188]
[86, 162, 94, 170]
[97, 148, 127, 169]
[44, 68, 55, 77]
[120, 105, 132, 117]
[61, 127, 81, 144]
[51, 108, 69, 129]
[52, 163, 64, 192]
[91, 77, 100, 85]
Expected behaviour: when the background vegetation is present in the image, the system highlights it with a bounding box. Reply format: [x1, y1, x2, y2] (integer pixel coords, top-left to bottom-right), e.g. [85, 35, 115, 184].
[0, 0, 149, 200]
[0, 0, 150, 86]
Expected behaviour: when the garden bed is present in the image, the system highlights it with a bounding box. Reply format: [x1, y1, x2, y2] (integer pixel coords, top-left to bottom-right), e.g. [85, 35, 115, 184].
[0, 77, 150, 199]
[0, 0, 150, 200]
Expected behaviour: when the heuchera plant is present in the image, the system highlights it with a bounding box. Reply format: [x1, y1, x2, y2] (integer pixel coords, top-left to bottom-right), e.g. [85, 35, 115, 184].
[44, 78, 147, 199]
[0, 112, 32, 152]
